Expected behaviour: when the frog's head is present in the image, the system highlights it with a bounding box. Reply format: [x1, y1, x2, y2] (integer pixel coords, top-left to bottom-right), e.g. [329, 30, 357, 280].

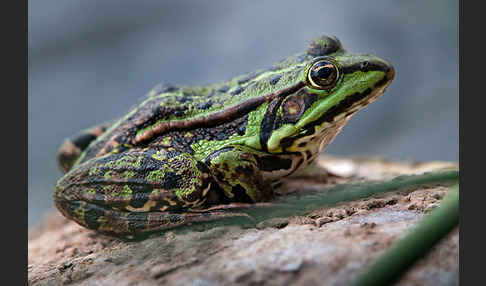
[262, 35, 395, 154]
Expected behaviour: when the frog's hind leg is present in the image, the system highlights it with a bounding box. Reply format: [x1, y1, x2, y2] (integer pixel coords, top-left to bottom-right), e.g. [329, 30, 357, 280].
[57, 121, 114, 173]
[55, 200, 251, 236]
[54, 146, 239, 235]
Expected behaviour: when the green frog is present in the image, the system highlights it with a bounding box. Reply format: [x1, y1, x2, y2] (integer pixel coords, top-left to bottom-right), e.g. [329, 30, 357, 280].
[54, 35, 395, 235]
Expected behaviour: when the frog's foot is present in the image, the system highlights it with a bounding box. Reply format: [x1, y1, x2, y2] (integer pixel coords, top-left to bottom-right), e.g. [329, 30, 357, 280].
[205, 146, 275, 203]
[55, 199, 252, 236]
[57, 121, 115, 173]
[54, 146, 228, 236]
[289, 162, 350, 183]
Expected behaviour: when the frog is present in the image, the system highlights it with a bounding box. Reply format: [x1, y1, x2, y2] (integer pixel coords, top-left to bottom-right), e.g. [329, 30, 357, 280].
[54, 35, 395, 236]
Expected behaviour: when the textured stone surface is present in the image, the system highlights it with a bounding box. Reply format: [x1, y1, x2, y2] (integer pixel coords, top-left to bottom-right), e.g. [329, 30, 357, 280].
[28, 156, 458, 286]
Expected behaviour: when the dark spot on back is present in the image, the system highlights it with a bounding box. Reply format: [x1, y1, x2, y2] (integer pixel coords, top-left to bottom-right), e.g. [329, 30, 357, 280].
[248, 81, 259, 90]
[218, 85, 229, 93]
[166, 149, 183, 159]
[176, 96, 190, 103]
[172, 111, 184, 117]
[231, 86, 244, 96]
[189, 114, 248, 142]
[238, 72, 258, 84]
[198, 101, 214, 110]
[269, 75, 281, 85]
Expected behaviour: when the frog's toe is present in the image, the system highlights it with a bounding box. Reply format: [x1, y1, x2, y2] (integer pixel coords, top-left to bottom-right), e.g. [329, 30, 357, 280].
[57, 139, 82, 173]
[57, 122, 113, 173]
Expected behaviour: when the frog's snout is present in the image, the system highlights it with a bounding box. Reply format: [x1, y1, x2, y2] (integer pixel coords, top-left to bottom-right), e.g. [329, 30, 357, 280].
[375, 56, 395, 83]
[366, 57, 395, 86]
[385, 63, 395, 82]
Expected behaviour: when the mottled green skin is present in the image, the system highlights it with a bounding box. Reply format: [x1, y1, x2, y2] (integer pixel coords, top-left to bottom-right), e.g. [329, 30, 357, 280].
[54, 35, 395, 235]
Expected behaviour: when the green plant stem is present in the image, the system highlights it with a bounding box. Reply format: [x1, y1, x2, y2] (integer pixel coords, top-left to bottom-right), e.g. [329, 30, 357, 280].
[350, 183, 459, 286]
[178, 170, 458, 231]
[243, 170, 459, 221]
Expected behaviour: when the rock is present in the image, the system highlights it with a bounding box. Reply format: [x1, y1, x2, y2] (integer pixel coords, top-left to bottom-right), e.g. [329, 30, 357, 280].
[315, 216, 333, 227]
[28, 156, 459, 286]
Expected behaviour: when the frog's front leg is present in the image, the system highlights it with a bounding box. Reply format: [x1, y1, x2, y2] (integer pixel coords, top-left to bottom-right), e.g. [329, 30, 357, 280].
[54, 146, 232, 235]
[57, 121, 114, 173]
[205, 145, 275, 203]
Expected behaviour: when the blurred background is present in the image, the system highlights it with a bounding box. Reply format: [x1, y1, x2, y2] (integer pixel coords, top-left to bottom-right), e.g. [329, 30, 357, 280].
[28, 0, 458, 226]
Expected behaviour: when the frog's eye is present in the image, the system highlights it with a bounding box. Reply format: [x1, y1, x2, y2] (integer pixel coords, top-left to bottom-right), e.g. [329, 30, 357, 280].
[307, 59, 339, 90]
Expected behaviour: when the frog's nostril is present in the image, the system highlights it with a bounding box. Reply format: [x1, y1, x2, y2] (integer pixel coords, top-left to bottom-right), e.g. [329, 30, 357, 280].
[360, 61, 370, 70]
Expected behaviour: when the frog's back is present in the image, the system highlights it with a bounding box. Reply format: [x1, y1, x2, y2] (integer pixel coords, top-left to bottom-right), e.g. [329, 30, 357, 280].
[138, 52, 314, 121]
[75, 53, 318, 164]
[71, 36, 347, 167]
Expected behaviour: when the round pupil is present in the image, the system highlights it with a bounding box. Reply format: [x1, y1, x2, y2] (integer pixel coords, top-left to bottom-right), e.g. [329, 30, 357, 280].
[310, 61, 337, 88]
